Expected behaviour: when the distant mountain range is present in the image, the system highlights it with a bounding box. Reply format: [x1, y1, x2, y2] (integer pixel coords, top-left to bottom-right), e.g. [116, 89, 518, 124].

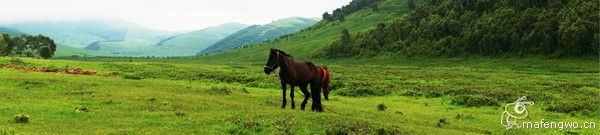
[3, 20, 174, 49]
[1, 17, 318, 56]
[0, 27, 25, 35]
[199, 17, 318, 54]
[154, 23, 248, 56]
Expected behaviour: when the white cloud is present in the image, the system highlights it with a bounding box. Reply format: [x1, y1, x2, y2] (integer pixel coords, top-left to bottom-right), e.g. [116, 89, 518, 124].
[1, 0, 351, 31]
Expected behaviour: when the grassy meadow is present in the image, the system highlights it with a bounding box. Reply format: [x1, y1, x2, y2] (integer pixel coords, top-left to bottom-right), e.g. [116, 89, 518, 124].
[0, 56, 597, 134]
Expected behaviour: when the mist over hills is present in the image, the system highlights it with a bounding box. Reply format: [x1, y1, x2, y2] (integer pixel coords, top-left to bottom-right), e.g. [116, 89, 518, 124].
[3, 20, 176, 49]
[1, 17, 319, 56]
[153, 23, 248, 56]
[0, 27, 25, 36]
[199, 17, 318, 54]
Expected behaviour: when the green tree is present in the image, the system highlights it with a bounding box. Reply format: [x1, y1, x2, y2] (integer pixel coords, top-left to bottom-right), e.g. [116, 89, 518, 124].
[0, 34, 7, 56]
[371, 1, 380, 11]
[38, 46, 52, 59]
[12, 35, 27, 56]
[0, 33, 16, 56]
[374, 23, 386, 47]
[341, 29, 351, 48]
[322, 12, 333, 21]
[407, 0, 416, 10]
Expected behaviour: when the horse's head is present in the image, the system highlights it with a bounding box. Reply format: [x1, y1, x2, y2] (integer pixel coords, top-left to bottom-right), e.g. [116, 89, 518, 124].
[264, 48, 279, 75]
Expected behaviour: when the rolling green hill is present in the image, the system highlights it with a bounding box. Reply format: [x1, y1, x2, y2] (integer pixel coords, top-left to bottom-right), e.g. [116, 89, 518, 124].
[199, 17, 319, 54]
[152, 23, 248, 56]
[54, 45, 123, 57]
[322, 0, 600, 57]
[0, 27, 25, 36]
[197, 0, 407, 62]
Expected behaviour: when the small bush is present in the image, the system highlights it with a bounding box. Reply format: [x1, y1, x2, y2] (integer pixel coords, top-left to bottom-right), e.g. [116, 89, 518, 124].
[455, 114, 474, 120]
[273, 118, 293, 135]
[13, 114, 29, 123]
[377, 103, 387, 111]
[9, 58, 25, 65]
[439, 118, 447, 124]
[210, 86, 232, 95]
[1, 128, 15, 134]
[400, 90, 426, 97]
[451, 95, 499, 107]
[101, 99, 113, 104]
[175, 111, 185, 117]
[240, 87, 249, 94]
[103, 72, 119, 77]
[43, 66, 62, 72]
[545, 100, 599, 115]
[334, 82, 391, 97]
[326, 121, 371, 135]
[122, 73, 142, 80]
[228, 119, 263, 134]
[436, 118, 447, 128]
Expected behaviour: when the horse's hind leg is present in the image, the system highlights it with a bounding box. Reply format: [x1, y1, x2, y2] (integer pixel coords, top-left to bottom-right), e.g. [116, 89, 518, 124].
[281, 82, 287, 109]
[300, 85, 310, 110]
[290, 85, 296, 109]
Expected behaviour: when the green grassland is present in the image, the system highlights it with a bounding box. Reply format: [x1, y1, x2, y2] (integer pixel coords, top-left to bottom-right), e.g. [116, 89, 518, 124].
[54, 45, 123, 57]
[1, 0, 598, 134]
[0, 57, 597, 134]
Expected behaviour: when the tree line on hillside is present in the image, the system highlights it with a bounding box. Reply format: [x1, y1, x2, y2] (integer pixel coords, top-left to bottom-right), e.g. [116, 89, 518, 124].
[0, 33, 57, 59]
[322, 0, 599, 57]
[322, 0, 383, 22]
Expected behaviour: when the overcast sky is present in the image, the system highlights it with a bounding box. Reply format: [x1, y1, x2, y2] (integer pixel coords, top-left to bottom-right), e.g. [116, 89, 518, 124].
[1, 0, 351, 31]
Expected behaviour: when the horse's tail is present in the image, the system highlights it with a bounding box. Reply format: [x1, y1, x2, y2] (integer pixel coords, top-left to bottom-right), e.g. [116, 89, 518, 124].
[321, 67, 330, 83]
[321, 67, 331, 100]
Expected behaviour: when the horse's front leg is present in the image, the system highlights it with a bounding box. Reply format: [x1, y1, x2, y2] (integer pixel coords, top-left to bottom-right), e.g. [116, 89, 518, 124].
[281, 82, 287, 109]
[290, 85, 296, 109]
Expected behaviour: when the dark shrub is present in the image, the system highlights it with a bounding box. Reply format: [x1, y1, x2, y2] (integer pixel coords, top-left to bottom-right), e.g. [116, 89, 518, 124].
[377, 103, 387, 111]
[122, 73, 142, 80]
[228, 119, 263, 134]
[175, 111, 185, 117]
[13, 114, 29, 123]
[335, 82, 390, 97]
[9, 58, 25, 65]
[451, 95, 499, 107]
[436, 118, 447, 128]
[210, 86, 232, 95]
[546, 100, 599, 115]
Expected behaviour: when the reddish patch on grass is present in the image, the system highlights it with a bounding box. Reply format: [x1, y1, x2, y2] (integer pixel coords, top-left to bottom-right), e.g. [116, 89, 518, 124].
[0, 65, 96, 75]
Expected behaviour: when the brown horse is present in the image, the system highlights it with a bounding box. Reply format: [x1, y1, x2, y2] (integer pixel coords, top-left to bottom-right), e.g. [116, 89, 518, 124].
[264, 48, 323, 112]
[316, 66, 331, 100]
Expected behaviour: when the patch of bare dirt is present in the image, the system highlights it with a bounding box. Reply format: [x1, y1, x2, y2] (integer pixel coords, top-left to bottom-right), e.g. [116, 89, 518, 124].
[0, 65, 96, 75]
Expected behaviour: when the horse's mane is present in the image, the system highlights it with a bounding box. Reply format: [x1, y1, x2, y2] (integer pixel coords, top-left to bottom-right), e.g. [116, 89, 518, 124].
[274, 49, 293, 58]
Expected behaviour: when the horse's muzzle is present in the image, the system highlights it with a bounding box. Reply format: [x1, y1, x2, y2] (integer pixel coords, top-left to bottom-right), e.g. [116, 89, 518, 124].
[264, 67, 272, 75]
